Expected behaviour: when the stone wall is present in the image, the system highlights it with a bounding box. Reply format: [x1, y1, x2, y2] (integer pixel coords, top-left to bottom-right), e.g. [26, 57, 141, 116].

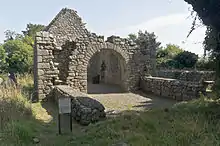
[53, 85, 106, 125]
[44, 8, 89, 47]
[156, 69, 215, 82]
[34, 32, 60, 100]
[34, 8, 156, 100]
[140, 76, 206, 101]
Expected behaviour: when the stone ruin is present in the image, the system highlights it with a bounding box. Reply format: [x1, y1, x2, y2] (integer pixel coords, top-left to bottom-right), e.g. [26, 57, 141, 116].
[34, 8, 156, 100]
[33, 8, 215, 125]
[33, 8, 156, 125]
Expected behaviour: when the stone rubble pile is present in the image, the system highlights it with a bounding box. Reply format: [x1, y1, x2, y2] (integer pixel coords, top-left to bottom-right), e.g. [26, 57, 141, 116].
[54, 85, 106, 126]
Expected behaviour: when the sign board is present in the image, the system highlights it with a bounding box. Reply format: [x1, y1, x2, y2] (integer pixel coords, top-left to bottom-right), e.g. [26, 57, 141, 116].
[58, 97, 72, 134]
[58, 98, 71, 114]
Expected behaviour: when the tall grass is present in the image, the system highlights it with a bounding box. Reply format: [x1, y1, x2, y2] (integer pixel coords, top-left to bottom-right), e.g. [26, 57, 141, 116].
[1, 74, 220, 145]
[0, 74, 34, 145]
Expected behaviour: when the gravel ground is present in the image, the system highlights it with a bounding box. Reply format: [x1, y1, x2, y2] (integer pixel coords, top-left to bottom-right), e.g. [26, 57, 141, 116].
[88, 83, 177, 112]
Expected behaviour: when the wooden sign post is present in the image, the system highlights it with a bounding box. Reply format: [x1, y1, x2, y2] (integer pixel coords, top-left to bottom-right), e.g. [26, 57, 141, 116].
[58, 97, 72, 134]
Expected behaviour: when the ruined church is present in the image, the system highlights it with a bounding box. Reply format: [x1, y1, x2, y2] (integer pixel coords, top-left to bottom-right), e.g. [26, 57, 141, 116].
[34, 8, 156, 100]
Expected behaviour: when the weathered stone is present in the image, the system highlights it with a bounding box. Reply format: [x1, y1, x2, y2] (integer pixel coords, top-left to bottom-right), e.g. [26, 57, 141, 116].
[141, 76, 206, 101]
[34, 8, 156, 100]
[32, 137, 40, 144]
[38, 50, 49, 56]
[54, 85, 106, 126]
[38, 70, 44, 76]
[38, 63, 50, 69]
[38, 56, 43, 62]
[156, 70, 215, 82]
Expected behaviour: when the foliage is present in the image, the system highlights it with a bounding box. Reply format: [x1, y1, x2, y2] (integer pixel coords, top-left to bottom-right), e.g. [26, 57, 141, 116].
[22, 23, 45, 39]
[1, 75, 220, 145]
[0, 45, 6, 72]
[0, 74, 34, 145]
[173, 51, 199, 69]
[2, 40, 33, 73]
[156, 44, 198, 69]
[1, 76, 220, 145]
[196, 57, 215, 71]
[184, 0, 220, 94]
[0, 23, 44, 74]
[157, 44, 183, 59]
[128, 30, 161, 54]
[128, 33, 137, 42]
[4, 30, 23, 42]
[184, 0, 220, 29]
[22, 35, 35, 46]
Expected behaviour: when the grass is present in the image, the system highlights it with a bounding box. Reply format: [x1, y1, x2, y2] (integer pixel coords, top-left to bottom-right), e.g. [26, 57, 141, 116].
[1, 74, 220, 145]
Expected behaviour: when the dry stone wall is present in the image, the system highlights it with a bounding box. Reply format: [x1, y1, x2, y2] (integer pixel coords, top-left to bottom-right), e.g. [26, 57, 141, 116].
[34, 8, 156, 100]
[44, 8, 89, 47]
[156, 69, 215, 82]
[140, 76, 206, 101]
[34, 32, 59, 100]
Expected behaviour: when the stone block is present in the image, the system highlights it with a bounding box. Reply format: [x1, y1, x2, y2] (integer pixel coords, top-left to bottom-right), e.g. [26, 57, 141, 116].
[38, 50, 49, 56]
[38, 56, 43, 62]
[38, 69, 44, 76]
[45, 70, 59, 75]
[38, 94, 46, 100]
[38, 63, 50, 69]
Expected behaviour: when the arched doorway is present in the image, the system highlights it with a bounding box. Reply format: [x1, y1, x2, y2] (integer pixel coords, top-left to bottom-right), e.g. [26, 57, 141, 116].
[87, 49, 127, 94]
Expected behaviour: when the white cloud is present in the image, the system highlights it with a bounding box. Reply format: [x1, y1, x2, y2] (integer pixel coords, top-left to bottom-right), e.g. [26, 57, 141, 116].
[96, 13, 206, 56]
[127, 13, 188, 32]
[97, 13, 188, 37]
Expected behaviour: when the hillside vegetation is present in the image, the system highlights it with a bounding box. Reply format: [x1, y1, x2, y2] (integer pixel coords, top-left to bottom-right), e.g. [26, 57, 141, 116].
[0, 75, 220, 146]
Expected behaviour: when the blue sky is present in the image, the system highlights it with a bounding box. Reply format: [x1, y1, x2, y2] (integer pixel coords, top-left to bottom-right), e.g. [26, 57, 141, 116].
[0, 0, 206, 55]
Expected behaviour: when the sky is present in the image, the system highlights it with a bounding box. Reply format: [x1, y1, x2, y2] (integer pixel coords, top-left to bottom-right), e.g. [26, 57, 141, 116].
[0, 0, 206, 56]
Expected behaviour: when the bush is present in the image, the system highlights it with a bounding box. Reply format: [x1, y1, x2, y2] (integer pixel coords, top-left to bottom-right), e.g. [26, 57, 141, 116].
[173, 51, 198, 69]
[196, 57, 215, 71]
[0, 40, 33, 74]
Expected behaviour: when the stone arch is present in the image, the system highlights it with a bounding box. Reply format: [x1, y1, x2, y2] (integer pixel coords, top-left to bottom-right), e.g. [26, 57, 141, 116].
[84, 42, 129, 93]
[85, 43, 129, 65]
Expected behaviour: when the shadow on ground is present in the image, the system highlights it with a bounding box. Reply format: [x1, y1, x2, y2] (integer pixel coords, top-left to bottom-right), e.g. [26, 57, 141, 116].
[132, 90, 177, 110]
[87, 83, 126, 94]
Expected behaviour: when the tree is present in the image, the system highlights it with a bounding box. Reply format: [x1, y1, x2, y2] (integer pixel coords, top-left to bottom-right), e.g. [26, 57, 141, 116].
[22, 23, 45, 39]
[173, 51, 198, 69]
[128, 33, 137, 42]
[128, 30, 161, 75]
[184, 0, 220, 93]
[2, 40, 33, 73]
[4, 30, 22, 42]
[157, 44, 183, 59]
[22, 35, 35, 46]
[132, 30, 161, 55]
[156, 44, 184, 68]
[0, 45, 6, 73]
[196, 57, 215, 71]
[0, 23, 44, 74]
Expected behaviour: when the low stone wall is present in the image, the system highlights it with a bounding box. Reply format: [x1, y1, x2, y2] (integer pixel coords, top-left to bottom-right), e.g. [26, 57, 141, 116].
[53, 85, 106, 125]
[156, 70, 215, 82]
[140, 76, 206, 101]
